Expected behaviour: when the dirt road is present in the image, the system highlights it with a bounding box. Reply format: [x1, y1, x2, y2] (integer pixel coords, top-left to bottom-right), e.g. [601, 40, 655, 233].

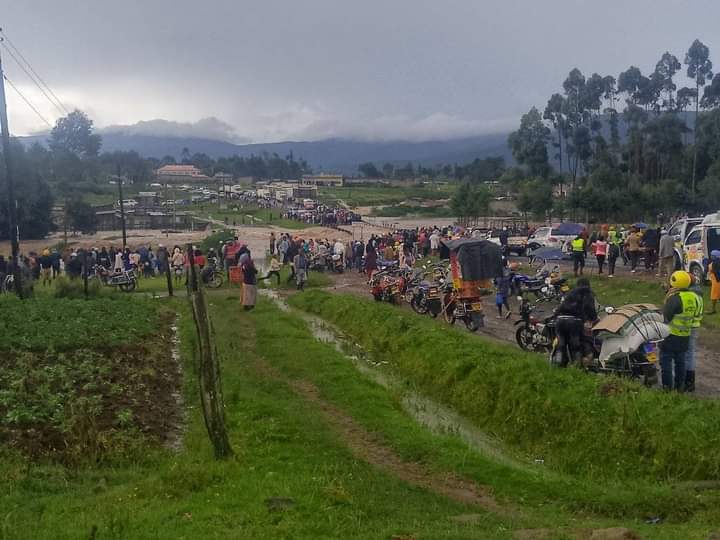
[322, 269, 720, 399]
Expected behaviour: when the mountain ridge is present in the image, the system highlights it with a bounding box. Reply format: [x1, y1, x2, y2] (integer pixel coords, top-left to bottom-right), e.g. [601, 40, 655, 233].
[19, 132, 513, 174]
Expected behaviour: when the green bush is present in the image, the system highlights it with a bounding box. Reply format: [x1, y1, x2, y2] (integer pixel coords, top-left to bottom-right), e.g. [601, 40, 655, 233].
[53, 276, 103, 299]
[289, 290, 720, 482]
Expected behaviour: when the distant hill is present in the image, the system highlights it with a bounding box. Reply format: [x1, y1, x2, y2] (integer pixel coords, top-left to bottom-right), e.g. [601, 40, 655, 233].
[19, 132, 513, 174]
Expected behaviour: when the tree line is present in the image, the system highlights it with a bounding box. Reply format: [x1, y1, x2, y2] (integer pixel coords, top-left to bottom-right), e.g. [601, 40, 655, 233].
[507, 38, 720, 222]
[0, 110, 316, 240]
[357, 156, 505, 184]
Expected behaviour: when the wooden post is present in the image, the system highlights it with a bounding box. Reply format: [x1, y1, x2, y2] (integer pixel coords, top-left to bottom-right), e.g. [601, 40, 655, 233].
[186, 243, 233, 459]
[83, 250, 89, 299]
[164, 248, 174, 297]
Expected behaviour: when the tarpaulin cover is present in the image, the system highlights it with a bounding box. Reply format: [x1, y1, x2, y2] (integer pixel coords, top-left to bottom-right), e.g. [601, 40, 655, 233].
[632, 222, 648, 229]
[593, 304, 664, 337]
[554, 222, 584, 235]
[441, 238, 503, 280]
[528, 246, 570, 261]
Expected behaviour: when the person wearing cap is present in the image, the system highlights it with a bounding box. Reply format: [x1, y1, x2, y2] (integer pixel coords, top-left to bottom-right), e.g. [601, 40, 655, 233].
[67, 252, 83, 279]
[708, 250, 720, 315]
[661, 271, 704, 391]
[39, 249, 53, 286]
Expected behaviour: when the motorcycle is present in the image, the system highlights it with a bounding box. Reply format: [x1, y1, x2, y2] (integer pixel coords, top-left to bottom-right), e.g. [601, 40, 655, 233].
[201, 260, 224, 288]
[409, 264, 448, 317]
[93, 264, 138, 292]
[370, 269, 405, 304]
[548, 304, 664, 386]
[331, 253, 344, 273]
[514, 295, 554, 352]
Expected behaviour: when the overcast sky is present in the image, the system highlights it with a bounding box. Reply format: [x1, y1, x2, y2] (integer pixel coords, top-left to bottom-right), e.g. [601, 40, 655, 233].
[3, 0, 719, 143]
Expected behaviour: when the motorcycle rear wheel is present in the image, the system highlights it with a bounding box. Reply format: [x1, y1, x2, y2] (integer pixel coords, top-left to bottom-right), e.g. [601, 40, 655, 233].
[515, 326, 536, 351]
[119, 281, 136, 293]
[443, 302, 456, 325]
[411, 296, 429, 314]
[464, 313, 483, 332]
[207, 273, 224, 289]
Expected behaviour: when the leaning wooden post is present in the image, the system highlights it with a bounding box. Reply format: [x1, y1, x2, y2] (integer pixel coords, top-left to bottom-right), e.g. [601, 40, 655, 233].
[186, 244, 233, 459]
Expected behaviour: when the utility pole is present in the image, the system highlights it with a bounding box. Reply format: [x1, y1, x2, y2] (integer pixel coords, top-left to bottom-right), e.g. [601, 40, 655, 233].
[0, 46, 23, 298]
[116, 165, 127, 250]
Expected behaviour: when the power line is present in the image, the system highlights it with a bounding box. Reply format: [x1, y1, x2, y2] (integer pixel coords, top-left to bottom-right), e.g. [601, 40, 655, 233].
[0, 39, 66, 117]
[3, 74, 53, 128]
[0, 29, 68, 114]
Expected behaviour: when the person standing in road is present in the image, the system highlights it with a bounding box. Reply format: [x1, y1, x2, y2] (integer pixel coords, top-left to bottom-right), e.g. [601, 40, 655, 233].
[592, 235, 608, 274]
[571, 234, 586, 277]
[658, 231, 676, 279]
[708, 250, 720, 315]
[293, 249, 308, 290]
[269, 232, 276, 256]
[684, 273, 705, 392]
[625, 228, 641, 273]
[661, 271, 703, 392]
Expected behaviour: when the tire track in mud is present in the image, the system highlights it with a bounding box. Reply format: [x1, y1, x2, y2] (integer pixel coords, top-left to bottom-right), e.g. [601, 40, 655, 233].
[251, 357, 514, 516]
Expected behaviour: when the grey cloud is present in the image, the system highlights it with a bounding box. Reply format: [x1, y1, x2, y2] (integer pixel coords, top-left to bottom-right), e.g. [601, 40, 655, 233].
[101, 118, 251, 144]
[3, 0, 720, 142]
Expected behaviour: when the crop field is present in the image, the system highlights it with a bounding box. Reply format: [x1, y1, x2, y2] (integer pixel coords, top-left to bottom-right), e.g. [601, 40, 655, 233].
[318, 184, 454, 208]
[3, 266, 720, 538]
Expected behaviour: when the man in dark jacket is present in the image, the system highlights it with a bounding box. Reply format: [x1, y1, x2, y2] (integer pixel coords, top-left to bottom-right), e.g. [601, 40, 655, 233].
[554, 278, 598, 366]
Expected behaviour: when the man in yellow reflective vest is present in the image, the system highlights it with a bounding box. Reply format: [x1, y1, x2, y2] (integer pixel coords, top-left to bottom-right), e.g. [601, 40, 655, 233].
[661, 271, 704, 391]
[571, 234, 586, 277]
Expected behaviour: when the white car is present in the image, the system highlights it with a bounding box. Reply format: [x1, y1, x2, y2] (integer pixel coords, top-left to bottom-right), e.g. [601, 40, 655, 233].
[527, 226, 575, 251]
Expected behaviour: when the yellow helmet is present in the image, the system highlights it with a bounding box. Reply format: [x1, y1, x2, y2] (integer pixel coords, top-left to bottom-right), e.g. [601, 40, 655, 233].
[670, 270, 691, 290]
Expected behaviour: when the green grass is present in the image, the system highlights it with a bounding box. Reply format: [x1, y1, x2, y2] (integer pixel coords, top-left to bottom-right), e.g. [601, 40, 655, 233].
[319, 184, 454, 208]
[370, 204, 455, 218]
[0, 294, 160, 351]
[4, 292, 720, 537]
[289, 290, 720, 483]
[0, 296, 512, 539]
[189, 203, 311, 230]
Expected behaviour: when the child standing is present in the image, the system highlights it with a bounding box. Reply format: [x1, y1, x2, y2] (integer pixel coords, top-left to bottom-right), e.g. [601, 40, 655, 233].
[258, 255, 282, 285]
[495, 273, 512, 319]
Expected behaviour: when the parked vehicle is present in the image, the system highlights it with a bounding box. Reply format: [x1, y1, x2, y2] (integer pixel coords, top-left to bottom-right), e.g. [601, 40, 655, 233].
[514, 296, 554, 352]
[370, 269, 406, 304]
[549, 304, 663, 386]
[666, 217, 703, 270]
[93, 265, 138, 292]
[201, 261, 224, 288]
[409, 266, 447, 317]
[527, 223, 584, 252]
[440, 238, 503, 332]
[682, 213, 720, 282]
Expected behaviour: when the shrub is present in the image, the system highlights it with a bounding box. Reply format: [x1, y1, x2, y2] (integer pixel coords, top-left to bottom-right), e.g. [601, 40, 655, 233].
[53, 276, 103, 299]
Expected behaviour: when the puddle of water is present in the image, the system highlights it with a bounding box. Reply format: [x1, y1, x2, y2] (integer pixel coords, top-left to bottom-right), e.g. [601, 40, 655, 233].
[261, 290, 529, 471]
[165, 319, 187, 452]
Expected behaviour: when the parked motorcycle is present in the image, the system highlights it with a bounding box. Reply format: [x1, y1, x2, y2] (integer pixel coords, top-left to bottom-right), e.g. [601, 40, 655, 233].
[93, 265, 138, 292]
[201, 260, 224, 288]
[370, 269, 405, 304]
[514, 295, 554, 352]
[548, 304, 664, 386]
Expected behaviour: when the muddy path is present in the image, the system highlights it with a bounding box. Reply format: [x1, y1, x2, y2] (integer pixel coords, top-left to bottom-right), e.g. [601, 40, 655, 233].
[319, 270, 720, 399]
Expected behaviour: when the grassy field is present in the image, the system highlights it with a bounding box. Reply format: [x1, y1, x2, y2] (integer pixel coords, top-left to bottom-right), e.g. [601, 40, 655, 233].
[290, 290, 720, 483]
[6, 254, 720, 538]
[318, 184, 454, 208]
[189, 203, 311, 230]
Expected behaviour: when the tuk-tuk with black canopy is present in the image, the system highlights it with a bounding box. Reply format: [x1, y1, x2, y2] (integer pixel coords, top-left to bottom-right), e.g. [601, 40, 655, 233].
[440, 238, 504, 331]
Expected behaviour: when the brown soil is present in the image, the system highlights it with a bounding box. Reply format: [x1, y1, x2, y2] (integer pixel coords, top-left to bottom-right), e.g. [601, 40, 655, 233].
[0, 313, 183, 461]
[251, 358, 511, 515]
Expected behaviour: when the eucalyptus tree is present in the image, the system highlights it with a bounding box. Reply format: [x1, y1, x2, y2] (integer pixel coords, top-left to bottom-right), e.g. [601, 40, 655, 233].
[684, 39, 713, 194]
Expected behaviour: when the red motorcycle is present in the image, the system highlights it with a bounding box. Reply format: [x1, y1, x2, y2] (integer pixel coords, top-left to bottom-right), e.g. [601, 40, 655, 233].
[370, 269, 407, 304]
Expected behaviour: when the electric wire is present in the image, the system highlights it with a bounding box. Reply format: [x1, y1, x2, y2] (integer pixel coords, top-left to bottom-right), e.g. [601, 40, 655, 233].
[3, 74, 53, 128]
[0, 39, 66, 117]
[0, 29, 69, 114]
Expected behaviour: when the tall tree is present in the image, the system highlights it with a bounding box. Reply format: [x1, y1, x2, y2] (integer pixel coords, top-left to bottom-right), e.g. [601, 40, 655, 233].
[684, 39, 713, 195]
[48, 110, 102, 159]
[508, 107, 550, 179]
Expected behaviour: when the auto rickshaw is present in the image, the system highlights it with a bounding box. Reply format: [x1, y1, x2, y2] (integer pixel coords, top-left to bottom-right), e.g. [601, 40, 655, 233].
[440, 238, 504, 331]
